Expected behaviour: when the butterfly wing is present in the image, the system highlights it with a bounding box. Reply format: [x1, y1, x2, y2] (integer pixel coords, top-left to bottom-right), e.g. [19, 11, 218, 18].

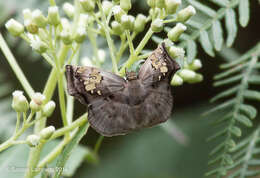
[138, 43, 180, 86]
[66, 65, 133, 136]
[65, 65, 126, 104]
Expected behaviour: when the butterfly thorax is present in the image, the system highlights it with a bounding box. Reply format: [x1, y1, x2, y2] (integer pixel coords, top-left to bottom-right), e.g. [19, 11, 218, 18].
[126, 71, 138, 81]
[124, 79, 147, 106]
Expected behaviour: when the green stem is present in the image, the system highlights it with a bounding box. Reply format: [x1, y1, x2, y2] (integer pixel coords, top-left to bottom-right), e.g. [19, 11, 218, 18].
[96, 1, 119, 74]
[25, 45, 70, 178]
[49, 0, 56, 6]
[94, 136, 104, 154]
[119, 28, 154, 76]
[125, 30, 135, 55]
[15, 112, 21, 134]
[50, 113, 88, 140]
[0, 33, 34, 98]
[35, 114, 88, 176]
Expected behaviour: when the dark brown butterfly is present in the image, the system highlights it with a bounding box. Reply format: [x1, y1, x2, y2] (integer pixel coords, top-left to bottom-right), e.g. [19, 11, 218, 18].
[65, 43, 180, 136]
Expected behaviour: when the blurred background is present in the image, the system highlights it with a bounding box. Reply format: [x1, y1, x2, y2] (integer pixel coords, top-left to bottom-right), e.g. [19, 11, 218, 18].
[0, 0, 260, 178]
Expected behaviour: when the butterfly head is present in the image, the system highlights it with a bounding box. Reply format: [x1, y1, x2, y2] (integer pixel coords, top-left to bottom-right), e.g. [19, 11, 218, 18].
[126, 70, 138, 81]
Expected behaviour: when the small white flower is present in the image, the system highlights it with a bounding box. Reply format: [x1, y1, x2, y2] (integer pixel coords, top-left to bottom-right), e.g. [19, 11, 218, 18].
[40, 126, 55, 140]
[26, 135, 40, 147]
[98, 49, 106, 63]
[30, 36, 48, 53]
[42, 101, 56, 117]
[63, 2, 75, 19]
[171, 74, 183, 86]
[32, 92, 46, 105]
[169, 46, 185, 58]
[112, 5, 122, 15]
[81, 57, 95, 67]
[5, 19, 24, 36]
[23, 9, 32, 20]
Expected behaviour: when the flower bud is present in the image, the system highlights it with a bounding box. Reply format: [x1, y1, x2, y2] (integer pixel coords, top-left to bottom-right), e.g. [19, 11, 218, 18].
[32, 93, 46, 106]
[12, 90, 29, 113]
[156, 0, 165, 8]
[81, 57, 95, 67]
[179, 69, 196, 81]
[26, 134, 40, 147]
[60, 30, 72, 45]
[30, 100, 41, 112]
[111, 21, 124, 35]
[149, 8, 160, 18]
[63, 2, 75, 19]
[121, 15, 134, 30]
[5, 19, 24, 36]
[134, 14, 147, 32]
[112, 5, 125, 22]
[189, 59, 202, 71]
[74, 26, 87, 43]
[30, 37, 48, 53]
[42, 101, 56, 117]
[80, 0, 95, 12]
[167, 23, 186, 42]
[187, 73, 203, 83]
[79, 14, 89, 28]
[32, 9, 47, 28]
[39, 126, 55, 140]
[165, 0, 181, 14]
[61, 18, 71, 30]
[47, 6, 60, 26]
[169, 46, 185, 58]
[147, 0, 156, 8]
[98, 24, 106, 37]
[24, 19, 38, 34]
[98, 49, 106, 63]
[23, 9, 32, 20]
[176, 5, 196, 22]
[120, 0, 132, 12]
[151, 18, 163, 32]
[38, 28, 48, 41]
[102, 1, 113, 16]
[171, 74, 183, 86]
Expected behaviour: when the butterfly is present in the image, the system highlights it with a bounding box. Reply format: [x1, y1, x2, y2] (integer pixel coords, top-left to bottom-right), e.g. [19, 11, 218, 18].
[65, 43, 180, 136]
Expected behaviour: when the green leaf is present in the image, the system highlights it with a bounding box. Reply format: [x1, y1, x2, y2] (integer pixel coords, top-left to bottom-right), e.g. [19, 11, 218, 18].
[229, 126, 242, 137]
[210, 85, 239, 102]
[214, 63, 247, 80]
[209, 142, 225, 156]
[54, 123, 90, 178]
[239, 104, 257, 119]
[151, 36, 163, 44]
[225, 8, 238, 47]
[213, 74, 243, 87]
[239, 0, 250, 27]
[211, 20, 223, 51]
[187, 40, 197, 63]
[203, 99, 235, 116]
[248, 75, 260, 84]
[243, 90, 260, 101]
[235, 114, 253, 127]
[187, 0, 216, 17]
[199, 30, 215, 57]
[207, 128, 227, 142]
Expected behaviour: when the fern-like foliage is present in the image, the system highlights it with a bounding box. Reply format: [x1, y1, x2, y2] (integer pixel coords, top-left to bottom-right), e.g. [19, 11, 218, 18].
[205, 42, 260, 177]
[153, 0, 251, 63]
[227, 125, 260, 177]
